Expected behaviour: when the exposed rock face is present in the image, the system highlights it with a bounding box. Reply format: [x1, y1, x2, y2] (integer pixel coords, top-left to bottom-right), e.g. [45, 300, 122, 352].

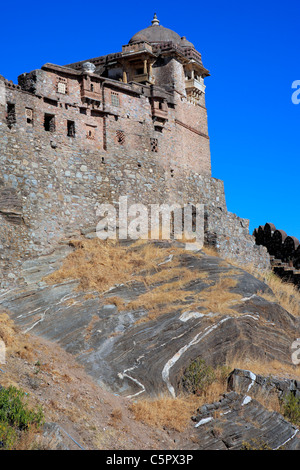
[228, 368, 300, 400]
[0, 240, 298, 400]
[180, 368, 300, 450]
[1, 238, 300, 449]
[189, 389, 300, 450]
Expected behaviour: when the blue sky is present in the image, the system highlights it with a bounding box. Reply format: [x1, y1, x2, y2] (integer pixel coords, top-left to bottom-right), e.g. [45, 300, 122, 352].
[1, 0, 299, 239]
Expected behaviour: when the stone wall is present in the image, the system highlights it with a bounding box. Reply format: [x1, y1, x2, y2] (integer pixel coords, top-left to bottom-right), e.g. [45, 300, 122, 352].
[253, 223, 300, 285]
[0, 73, 270, 283]
[15, 63, 212, 176]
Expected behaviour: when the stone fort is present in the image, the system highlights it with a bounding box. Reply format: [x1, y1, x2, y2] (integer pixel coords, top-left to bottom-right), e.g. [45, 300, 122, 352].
[0, 14, 269, 281]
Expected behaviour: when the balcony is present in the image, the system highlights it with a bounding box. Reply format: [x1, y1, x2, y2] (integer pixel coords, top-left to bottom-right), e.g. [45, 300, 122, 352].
[132, 73, 154, 84]
[152, 107, 168, 120]
[81, 89, 102, 106]
[122, 42, 153, 55]
[185, 77, 206, 94]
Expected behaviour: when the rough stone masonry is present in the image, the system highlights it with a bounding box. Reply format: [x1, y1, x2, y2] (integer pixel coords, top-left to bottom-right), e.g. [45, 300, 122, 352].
[0, 14, 269, 283]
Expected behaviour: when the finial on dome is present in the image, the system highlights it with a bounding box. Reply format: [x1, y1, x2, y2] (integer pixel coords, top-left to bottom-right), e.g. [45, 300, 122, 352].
[151, 13, 160, 26]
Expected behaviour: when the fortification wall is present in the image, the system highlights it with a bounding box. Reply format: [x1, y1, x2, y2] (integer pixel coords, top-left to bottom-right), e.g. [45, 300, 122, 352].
[253, 223, 300, 286]
[0, 76, 270, 285]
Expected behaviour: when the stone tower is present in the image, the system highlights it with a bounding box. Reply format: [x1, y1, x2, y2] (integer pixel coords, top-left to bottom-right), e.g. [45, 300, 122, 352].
[0, 15, 270, 282]
[64, 13, 212, 177]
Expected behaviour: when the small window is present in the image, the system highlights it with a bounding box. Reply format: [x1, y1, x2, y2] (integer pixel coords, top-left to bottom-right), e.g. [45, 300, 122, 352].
[150, 137, 158, 152]
[67, 120, 75, 137]
[57, 77, 67, 94]
[90, 83, 94, 92]
[6, 103, 16, 128]
[25, 108, 33, 125]
[44, 97, 58, 107]
[111, 92, 120, 107]
[116, 130, 125, 145]
[44, 113, 55, 132]
[86, 124, 96, 140]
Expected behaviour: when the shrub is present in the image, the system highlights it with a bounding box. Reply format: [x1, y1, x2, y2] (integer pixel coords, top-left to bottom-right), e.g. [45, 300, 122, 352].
[0, 385, 44, 449]
[0, 421, 17, 450]
[281, 392, 300, 426]
[181, 358, 216, 395]
[241, 438, 272, 450]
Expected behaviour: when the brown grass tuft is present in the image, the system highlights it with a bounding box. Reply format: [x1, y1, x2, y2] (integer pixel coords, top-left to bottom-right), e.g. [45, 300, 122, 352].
[44, 239, 178, 294]
[223, 259, 300, 318]
[226, 355, 300, 382]
[130, 394, 200, 432]
[202, 245, 220, 257]
[188, 277, 243, 315]
[130, 366, 229, 432]
[259, 273, 300, 317]
[0, 313, 33, 360]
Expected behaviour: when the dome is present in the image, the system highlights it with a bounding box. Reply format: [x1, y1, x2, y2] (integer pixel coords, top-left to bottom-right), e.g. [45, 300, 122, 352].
[129, 14, 194, 48]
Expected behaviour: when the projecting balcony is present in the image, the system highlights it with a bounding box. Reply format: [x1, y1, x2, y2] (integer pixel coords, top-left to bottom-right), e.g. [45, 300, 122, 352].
[122, 42, 153, 55]
[185, 77, 206, 94]
[81, 89, 102, 105]
[152, 107, 168, 120]
[132, 73, 155, 84]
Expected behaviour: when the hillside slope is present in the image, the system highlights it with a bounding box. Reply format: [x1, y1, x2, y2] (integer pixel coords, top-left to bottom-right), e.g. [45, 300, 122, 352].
[1, 235, 300, 449]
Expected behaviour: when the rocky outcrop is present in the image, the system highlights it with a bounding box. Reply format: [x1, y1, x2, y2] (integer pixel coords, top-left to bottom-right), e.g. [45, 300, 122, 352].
[189, 389, 300, 450]
[180, 368, 300, 450]
[228, 368, 300, 400]
[0, 239, 299, 401]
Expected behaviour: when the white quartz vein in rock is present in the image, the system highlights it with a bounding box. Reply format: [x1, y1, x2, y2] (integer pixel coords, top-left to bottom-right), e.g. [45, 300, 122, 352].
[241, 395, 252, 406]
[273, 429, 299, 450]
[162, 316, 231, 397]
[195, 417, 213, 427]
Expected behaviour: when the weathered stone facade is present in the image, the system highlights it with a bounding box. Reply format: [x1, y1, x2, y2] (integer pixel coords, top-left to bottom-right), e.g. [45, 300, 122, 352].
[0, 15, 269, 282]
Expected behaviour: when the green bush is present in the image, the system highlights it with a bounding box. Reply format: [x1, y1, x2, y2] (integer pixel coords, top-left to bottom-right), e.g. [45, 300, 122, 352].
[181, 358, 216, 395]
[241, 438, 272, 450]
[0, 421, 17, 450]
[281, 392, 300, 426]
[0, 385, 44, 449]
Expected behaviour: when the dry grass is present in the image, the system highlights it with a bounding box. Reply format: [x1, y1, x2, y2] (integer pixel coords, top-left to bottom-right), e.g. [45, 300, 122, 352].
[131, 355, 300, 429]
[44, 238, 245, 323]
[131, 275, 242, 323]
[143, 266, 201, 287]
[11, 425, 43, 450]
[202, 245, 220, 257]
[221, 257, 300, 318]
[44, 238, 180, 294]
[85, 315, 100, 341]
[107, 296, 126, 310]
[109, 408, 123, 426]
[44, 238, 202, 323]
[130, 394, 202, 432]
[188, 277, 243, 315]
[259, 272, 300, 317]
[44, 237, 300, 324]
[128, 288, 193, 324]
[130, 367, 229, 432]
[223, 355, 300, 413]
[0, 312, 33, 360]
[126, 267, 209, 323]
[226, 355, 300, 381]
